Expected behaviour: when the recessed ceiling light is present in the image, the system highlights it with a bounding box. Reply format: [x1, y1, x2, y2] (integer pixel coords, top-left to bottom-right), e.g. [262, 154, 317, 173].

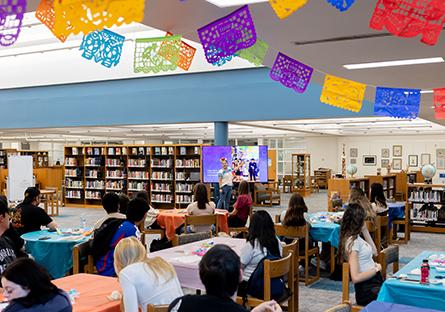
[206, 0, 268, 8]
[343, 57, 444, 70]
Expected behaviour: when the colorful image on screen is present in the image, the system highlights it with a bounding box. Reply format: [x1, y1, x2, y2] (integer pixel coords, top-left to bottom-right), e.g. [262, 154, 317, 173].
[202, 146, 268, 183]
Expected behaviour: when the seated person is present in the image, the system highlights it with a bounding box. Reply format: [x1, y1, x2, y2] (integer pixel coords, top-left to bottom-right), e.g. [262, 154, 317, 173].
[186, 183, 215, 233]
[228, 181, 252, 228]
[370, 183, 388, 215]
[0, 196, 24, 257]
[114, 237, 183, 312]
[0, 197, 17, 274]
[339, 203, 382, 306]
[11, 187, 58, 236]
[118, 193, 130, 215]
[93, 192, 126, 231]
[135, 191, 160, 229]
[349, 188, 377, 223]
[1, 258, 72, 312]
[95, 197, 149, 276]
[169, 244, 282, 312]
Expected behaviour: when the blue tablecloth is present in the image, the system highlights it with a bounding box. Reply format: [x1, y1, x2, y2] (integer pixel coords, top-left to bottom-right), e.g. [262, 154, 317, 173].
[377, 251, 445, 311]
[363, 301, 442, 312]
[22, 230, 90, 279]
[388, 202, 406, 228]
[308, 212, 341, 248]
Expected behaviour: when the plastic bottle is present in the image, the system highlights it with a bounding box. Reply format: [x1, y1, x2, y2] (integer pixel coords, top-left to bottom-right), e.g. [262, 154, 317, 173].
[79, 215, 87, 231]
[420, 259, 430, 284]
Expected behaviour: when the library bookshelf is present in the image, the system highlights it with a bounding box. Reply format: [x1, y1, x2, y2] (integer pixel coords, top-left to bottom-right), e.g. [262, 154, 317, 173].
[0, 149, 49, 169]
[64, 145, 202, 208]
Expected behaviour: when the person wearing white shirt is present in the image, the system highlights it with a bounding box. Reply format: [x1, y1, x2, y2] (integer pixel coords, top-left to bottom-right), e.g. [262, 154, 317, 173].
[217, 158, 234, 210]
[114, 237, 183, 312]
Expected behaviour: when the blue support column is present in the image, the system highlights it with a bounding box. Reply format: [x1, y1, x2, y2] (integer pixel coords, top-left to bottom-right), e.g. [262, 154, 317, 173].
[214, 121, 228, 146]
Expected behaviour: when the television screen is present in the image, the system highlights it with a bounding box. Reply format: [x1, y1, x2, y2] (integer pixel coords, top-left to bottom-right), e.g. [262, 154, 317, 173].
[202, 146, 268, 183]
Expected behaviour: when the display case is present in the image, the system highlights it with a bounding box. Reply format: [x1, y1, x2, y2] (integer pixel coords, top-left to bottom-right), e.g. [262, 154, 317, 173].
[291, 154, 311, 196]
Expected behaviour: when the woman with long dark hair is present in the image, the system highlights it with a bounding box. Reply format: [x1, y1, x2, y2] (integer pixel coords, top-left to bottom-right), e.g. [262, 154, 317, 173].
[370, 183, 388, 215]
[339, 203, 382, 306]
[1, 258, 72, 312]
[228, 181, 252, 227]
[186, 183, 215, 233]
[281, 193, 308, 227]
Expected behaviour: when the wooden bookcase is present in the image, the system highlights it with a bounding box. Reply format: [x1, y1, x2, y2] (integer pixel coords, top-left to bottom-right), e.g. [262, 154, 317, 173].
[18, 150, 49, 168]
[366, 174, 396, 199]
[291, 154, 312, 196]
[327, 177, 370, 211]
[64, 144, 202, 208]
[407, 183, 445, 234]
[314, 168, 332, 189]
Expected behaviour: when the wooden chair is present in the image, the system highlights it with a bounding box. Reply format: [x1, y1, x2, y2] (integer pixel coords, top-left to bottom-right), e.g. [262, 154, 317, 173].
[391, 203, 410, 244]
[282, 175, 293, 193]
[283, 239, 299, 312]
[236, 252, 295, 312]
[324, 303, 352, 312]
[72, 240, 94, 274]
[228, 206, 253, 238]
[377, 245, 399, 279]
[375, 215, 390, 250]
[172, 231, 212, 247]
[342, 263, 364, 312]
[275, 223, 320, 286]
[147, 304, 169, 312]
[185, 214, 217, 233]
[139, 223, 165, 246]
[254, 183, 281, 206]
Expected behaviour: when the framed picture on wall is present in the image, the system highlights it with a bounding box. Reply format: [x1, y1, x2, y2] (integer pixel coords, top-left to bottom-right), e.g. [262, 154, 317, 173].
[393, 158, 402, 170]
[381, 159, 389, 168]
[350, 148, 358, 158]
[408, 155, 418, 167]
[350, 158, 357, 165]
[363, 155, 377, 166]
[421, 153, 431, 166]
[393, 145, 402, 157]
[381, 148, 390, 158]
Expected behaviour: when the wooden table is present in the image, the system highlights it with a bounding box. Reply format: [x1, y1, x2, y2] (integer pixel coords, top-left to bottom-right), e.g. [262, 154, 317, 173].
[54, 273, 121, 312]
[41, 189, 59, 216]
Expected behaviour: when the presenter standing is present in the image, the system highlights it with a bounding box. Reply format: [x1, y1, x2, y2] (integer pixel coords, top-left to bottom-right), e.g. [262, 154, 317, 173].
[217, 158, 233, 210]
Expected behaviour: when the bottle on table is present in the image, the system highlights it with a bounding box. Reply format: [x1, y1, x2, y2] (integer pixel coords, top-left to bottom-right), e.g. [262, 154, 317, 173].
[420, 259, 430, 284]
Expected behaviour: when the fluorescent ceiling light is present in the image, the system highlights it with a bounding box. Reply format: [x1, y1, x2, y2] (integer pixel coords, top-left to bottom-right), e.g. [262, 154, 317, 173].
[206, 0, 268, 8]
[421, 90, 434, 94]
[343, 57, 444, 70]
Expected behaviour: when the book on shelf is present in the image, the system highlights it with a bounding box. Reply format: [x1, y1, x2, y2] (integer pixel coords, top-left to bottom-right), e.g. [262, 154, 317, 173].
[180, 147, 186, 155]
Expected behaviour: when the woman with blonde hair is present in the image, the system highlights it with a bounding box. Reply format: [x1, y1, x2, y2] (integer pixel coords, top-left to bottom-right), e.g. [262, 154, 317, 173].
[349, 187, 376, 223]
[114, 237, 183, 312]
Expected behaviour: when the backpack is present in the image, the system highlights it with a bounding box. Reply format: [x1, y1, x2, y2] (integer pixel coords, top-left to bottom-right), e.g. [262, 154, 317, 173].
[149, 236, 173, 252]
[246, 251, 287, 301]
[91, 218, 125, 262]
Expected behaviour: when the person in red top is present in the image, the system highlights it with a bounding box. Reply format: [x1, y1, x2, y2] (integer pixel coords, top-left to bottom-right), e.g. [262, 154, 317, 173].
[228, 181, 252, 227]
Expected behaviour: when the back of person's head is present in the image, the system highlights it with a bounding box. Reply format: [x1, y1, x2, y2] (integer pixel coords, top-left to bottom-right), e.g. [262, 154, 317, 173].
[126, 197, 149, 223]
[118, 193, 130, 215]
[283, 193, 308, 226]
[194, 183, 209, 210]
[0, 195, 8, 217]
[247, 210, 280, 256]
[199, 244, 240, 299]
[114, 237, 175, 282]
[339, 203, 366, 261]
[23, 187, 40, 205]
[1, 258, 59, 307]
[102, 192, 120, 214]
[370, 183, 387, 207]
[238, 180, 249, 195]
[349, 187, 375, 219]
[135, 190, 149, 203]
[349, 187, 365, 202]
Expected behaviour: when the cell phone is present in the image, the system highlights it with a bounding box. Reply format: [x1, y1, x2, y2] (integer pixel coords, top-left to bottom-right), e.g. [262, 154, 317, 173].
[38, 236, 51, 240]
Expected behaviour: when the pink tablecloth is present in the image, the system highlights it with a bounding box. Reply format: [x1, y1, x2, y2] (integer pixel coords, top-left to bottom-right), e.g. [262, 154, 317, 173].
[150, 237, 246, 290]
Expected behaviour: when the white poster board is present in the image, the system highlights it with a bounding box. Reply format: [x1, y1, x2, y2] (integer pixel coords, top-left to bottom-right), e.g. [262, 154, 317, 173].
[7, 156, 33, 202]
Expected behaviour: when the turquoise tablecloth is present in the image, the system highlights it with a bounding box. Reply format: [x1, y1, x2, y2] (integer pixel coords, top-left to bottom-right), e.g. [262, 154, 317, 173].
[377, 251, 445, 311]
[21, 230, 90, 279]
[363, 301, 442, 312]
[308, 212, 341, 248]
[387, 202, 406, 228]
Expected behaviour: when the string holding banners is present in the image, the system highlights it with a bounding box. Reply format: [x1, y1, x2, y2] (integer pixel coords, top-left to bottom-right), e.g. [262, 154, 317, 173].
[269, 52, 313, 93]
[79, 29, 125, 68]
[320, 74, 366, 112]
[197, 5, 257, 66]
[0, 0, 27, 46]
[374, 87, 421, 119]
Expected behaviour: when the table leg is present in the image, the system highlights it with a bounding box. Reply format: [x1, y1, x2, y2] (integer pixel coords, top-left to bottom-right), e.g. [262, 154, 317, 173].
[44, 194, 49, 214]
[330, 246, 335, 274]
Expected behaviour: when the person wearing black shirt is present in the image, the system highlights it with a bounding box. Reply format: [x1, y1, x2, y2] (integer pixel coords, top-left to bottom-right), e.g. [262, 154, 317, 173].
[168, 244, 281, 312]
[11, 187, 58, 236]
[0, 196, 16, 275]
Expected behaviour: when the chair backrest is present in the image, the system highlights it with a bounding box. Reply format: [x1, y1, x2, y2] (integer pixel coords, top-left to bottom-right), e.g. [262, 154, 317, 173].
[147, 304, 169, 312]
[263, 252, 294, 301]
[376, 215, 389, 249]
[282, 239, 298, 258]
[324, 303, 352, 312]
[342, 262, 350, 303]
[185, 214, 217, 228]
[274, 224, 309, 254]
[172, 231, 212, 247]
[255, 183, 267, 191]
[72, 239, 93, 274]
[378, 245, 399, 279]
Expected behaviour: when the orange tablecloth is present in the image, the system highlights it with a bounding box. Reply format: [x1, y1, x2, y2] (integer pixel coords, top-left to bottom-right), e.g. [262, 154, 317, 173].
[54, 274, 121, 312]
[156, 209, 229, 240]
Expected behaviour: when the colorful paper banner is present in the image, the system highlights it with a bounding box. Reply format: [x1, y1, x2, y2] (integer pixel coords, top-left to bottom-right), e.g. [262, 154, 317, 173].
[197, 5, 257, 66]
[54, 0, 144, 39]
[80, 29, 125, 68]
[320, 75, 366, 112]
[236, 39, 269, 66]
[0, 0, 27, 46]
[434, 88, 445, 120]
[269, 0, 308, 19]
[326, 0, 356, 12]
[162, 32, 196, 71]
[369, 0, 445, 46]
[270, 52, 313, 93]
[374, 87, 421, 119]
[36, 0, 70, 42]
[134, 36, 181, 73]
